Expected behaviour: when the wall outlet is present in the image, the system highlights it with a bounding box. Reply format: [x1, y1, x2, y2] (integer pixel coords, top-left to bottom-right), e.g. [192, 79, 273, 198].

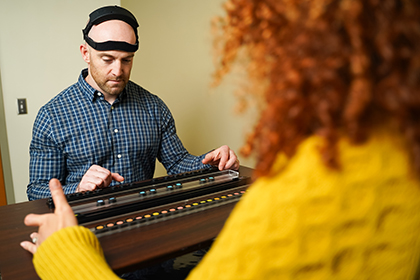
[17, 98, 27, 115]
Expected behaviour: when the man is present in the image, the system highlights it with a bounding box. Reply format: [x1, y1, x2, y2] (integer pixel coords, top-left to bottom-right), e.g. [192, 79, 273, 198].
[27, 6, 239, 201]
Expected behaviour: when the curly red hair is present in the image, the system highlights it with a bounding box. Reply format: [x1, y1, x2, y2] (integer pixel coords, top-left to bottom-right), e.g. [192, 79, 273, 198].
[212, 0, 420, 178]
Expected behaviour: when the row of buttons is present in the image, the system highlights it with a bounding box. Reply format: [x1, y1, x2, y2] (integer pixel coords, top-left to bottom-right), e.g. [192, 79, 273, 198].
[96, 187, 159, 206]
[93, 190, 245, 233]
[96, 197, 117, 206]
[166, 182, 183, 190]
[199, 176, 215, 184]
[59, 167, 221, 205]
[94, 176, 216, 207]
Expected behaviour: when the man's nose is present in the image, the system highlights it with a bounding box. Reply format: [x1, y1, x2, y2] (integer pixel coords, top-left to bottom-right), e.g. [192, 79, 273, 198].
[111, 61, 123, 77]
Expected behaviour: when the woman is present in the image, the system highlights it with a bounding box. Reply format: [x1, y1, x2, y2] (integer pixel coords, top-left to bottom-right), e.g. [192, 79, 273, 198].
[21, 0, 420, 279]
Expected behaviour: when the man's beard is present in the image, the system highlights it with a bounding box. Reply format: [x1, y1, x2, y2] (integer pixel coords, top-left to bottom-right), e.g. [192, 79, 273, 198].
[97, 77, 127, 96]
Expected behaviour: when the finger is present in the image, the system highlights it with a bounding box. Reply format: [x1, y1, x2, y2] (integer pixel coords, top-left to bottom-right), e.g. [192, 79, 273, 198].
[20, 241, 37, 254]
[202, 158, 220, 166]
[23, 213, 44, 227]
[49, 179, 78, 225]
[93, 166, 113, 178]
[233, 159, 240, 170]
[83, 166, 110, 187]
[208, 148, 223, 164]
[111, 173, 125, 182]
[102, 174, 112, 188]
[89, 165, 110, 175]
[202, 151, 216, 165]
[226, 159, 240, 170]
[91, 178, 105, 189]
[49, 179, 75, 217]
[224, 153, 238, 170]
[78, 181, 100, 192]
[49, 179, 69, 211]
[217, 149, 229, 170]
[30, 232, 38, 241]
[230, 150, 240, 170]
[97, 168, 113, 186]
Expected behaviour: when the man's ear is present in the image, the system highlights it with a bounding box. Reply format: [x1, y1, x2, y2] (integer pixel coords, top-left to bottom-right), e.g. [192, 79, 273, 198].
[80, 43, 90, 63]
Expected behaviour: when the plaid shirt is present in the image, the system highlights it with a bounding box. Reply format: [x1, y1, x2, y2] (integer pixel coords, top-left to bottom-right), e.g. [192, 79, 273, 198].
[27, 69, 208, 200]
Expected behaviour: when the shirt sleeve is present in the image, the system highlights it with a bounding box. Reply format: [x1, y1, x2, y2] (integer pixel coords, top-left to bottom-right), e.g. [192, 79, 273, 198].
[27, 108, 78, 200]
[33, 226, 121, 280]
[156, 98, 210, 174]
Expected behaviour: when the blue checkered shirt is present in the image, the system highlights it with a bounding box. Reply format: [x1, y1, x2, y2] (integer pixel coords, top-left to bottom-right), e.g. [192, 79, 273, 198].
[27, 69, 208, 200]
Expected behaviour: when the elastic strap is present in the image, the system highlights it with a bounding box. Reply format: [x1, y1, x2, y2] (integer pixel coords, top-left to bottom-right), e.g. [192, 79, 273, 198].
[82, 6, 139, 52]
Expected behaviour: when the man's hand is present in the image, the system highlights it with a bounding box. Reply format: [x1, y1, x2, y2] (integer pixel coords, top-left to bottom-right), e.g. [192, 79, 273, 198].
[20, 179, 78, 254]
[202, 145, 240, 171]
[76, 165, 124, 192]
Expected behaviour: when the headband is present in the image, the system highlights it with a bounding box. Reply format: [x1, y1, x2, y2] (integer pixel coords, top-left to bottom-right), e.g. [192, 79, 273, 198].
[82, 6, 139, 52]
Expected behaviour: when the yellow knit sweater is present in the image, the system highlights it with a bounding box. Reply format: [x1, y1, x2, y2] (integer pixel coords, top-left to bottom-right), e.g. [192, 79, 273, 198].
[34, 133, 420, 279]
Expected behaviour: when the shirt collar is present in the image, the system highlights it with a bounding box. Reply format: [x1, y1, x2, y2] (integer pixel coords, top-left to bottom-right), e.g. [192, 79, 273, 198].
[77, 68, 128, 102]
[78, 69, 97, 102]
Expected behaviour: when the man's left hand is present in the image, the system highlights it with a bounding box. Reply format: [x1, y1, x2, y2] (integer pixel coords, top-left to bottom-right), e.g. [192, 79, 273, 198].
[202, 145, 240, 171]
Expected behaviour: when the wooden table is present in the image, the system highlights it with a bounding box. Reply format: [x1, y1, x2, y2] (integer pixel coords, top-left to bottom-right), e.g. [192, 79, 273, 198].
[0, 166, 253, 279]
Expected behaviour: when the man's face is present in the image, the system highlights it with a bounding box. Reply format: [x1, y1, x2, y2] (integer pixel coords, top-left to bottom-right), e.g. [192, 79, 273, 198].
[81, 20, 137, 100]
[88, 48, 134, 97]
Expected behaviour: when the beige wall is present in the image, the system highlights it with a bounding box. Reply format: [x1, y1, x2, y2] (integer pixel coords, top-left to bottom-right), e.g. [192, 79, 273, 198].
[0, 0, 256, 203]
[0, 0, 120, 203]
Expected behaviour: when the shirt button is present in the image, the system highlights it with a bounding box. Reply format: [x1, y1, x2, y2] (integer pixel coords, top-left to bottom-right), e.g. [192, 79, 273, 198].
[114, 129, 119, 133]
[97, 92, 102, 97]
[117, 154, 122, 159]
[111, 106, 114, 110]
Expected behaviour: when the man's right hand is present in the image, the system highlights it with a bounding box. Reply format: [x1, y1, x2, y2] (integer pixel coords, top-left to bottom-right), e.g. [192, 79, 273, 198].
[76, 165, 124, 192]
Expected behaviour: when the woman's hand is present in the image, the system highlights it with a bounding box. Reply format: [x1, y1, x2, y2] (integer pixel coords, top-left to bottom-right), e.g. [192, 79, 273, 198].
[20, 178, 78, 254]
